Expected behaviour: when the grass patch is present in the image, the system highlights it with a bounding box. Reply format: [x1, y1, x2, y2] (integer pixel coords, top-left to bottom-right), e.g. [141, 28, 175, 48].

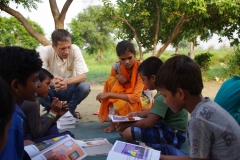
[86, 65, 111, 84]
[204, 67, 228, 81]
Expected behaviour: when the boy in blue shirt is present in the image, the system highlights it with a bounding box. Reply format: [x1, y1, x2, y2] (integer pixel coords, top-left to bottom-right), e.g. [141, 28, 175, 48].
[0, 47, 42, 160]
[0, 77, 15, 152]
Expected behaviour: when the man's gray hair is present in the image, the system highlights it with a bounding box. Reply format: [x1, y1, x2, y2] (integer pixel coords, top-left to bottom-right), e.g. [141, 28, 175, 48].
[51, 29, 71, 46]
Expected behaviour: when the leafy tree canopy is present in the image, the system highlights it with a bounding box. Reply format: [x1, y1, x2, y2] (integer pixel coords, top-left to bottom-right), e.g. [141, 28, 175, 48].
[0, 16, 45, 49]
[68, 5, 116, 55]
[0, 0, 42, 11]
[103, 0, 240, 57]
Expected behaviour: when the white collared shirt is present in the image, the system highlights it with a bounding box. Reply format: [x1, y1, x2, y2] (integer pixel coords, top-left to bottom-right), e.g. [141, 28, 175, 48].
[39, 44, 89, 78]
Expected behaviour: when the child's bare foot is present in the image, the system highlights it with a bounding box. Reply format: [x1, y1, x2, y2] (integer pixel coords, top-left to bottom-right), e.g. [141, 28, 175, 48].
[103, 122, 117, 133]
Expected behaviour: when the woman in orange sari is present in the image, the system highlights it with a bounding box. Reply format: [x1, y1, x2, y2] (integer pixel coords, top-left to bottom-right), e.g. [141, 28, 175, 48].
[96, 40, 144, 132]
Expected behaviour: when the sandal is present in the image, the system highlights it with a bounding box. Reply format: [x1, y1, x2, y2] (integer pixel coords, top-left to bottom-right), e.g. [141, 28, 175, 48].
[75, 112, 82, 119]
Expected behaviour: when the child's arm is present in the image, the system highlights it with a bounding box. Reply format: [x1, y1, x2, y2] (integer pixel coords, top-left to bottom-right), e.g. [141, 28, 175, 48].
[117, 113, 160, 132]
[126, 109, 150, 118]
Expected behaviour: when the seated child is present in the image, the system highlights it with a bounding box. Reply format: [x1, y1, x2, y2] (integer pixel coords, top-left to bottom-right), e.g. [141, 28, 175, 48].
[116, 57, 188, 155]
[0, 77, 15, 152]
[0, 46, 42, 159]
[155, 55, 240, 159]
[21, 68, 74, 143]
[214, 76, 240, 125]
[97, 40, 146, 132]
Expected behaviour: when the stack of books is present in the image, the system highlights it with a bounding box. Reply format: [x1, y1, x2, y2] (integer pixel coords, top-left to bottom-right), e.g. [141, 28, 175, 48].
[57, 111, 76, 129]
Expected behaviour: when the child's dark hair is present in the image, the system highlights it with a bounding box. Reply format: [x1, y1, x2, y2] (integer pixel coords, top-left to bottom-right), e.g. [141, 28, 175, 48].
[155, 55, 203, 95]
[116, 40, 136, 56]
[51, 29, 71, 46]
[0, 76, 15, 136]
[138, 57, 163, 79]
[39, 68, 54, 82]
[0, 46, 42, 86]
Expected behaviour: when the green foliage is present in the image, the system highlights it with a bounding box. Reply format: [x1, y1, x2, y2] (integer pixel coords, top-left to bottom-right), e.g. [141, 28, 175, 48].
[0, 16, 44, 49]
[194, 52, 213, 72]
[0, 0, 42, 10]
[226, 47, 240, 76]
[68, 5, 116, 55]
[84, 48, 117, 84]
[178, 40, 189, 50]
[102, 0, 240, 56]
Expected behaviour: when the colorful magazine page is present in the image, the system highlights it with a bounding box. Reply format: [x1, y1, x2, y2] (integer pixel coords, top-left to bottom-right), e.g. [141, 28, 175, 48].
[24, 134, 87, 160]
[107, 141, 160, 160]
[24, 135, 69, 158]
[109, 115, 142, 122]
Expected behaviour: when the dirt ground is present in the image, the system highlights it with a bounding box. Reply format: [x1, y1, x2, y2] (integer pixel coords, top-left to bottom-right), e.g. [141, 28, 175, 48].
[76, 81, 223, 123]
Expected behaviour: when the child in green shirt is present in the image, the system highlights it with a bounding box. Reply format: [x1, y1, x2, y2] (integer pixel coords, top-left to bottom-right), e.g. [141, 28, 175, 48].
[116, 57, 188, 155]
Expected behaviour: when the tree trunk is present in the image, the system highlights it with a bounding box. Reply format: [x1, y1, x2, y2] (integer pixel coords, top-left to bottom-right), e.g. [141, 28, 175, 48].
[175, 46, 179, 55]
[189, 42, 194, 59]
[49, 0, 73, 29]
[0, 3, 51, 46]
[156, 15, 187, 57]
[152, 0, 160, 56]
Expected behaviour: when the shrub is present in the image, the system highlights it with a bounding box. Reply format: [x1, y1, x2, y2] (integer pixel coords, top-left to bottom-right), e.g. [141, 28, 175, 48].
[194, 52, 213, 72]
[226, 47, 240, 76]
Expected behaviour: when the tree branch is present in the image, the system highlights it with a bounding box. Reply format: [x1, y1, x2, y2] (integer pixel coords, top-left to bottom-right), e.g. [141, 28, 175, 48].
[186, 14, 200, 19]
[59, 0, 73, 23]
[113, 16, 143, 59]
[172, 12, 184, 17]
[0, 3, 51, 46]
[157, 14, 187, 57]
[49, 0, 59, 24]
[153, 0, 160, 56]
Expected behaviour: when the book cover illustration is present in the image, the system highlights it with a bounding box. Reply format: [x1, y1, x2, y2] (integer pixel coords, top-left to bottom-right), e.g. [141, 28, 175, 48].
[34, 135, 68, 152]
[113, 141, 149, 160]
[43, 139, 85, 160]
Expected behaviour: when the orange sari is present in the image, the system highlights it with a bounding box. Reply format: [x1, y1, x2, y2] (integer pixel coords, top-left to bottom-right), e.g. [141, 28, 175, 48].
[98, 60, 144, 123]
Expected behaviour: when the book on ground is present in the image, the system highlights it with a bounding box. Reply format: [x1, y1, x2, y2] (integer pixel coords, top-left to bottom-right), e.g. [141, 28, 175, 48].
[109, 114, 142, 122]
[107, 140, 160, 160]
[76, 138, 113, 156]
[24, 134, 87, 160]
[57, 111, 76, 129]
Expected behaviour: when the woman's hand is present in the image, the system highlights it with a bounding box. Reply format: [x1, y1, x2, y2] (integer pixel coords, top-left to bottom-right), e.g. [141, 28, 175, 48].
[116, 74, 129, 84]
[96, 92, 111, 103]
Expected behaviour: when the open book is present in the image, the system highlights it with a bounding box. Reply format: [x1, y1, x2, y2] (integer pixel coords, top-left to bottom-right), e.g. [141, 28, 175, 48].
[109, 115, 142, 122]
[76, 138, 113, 156]
[107, 140, 160, 160]
[24, 134, 87, 160]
